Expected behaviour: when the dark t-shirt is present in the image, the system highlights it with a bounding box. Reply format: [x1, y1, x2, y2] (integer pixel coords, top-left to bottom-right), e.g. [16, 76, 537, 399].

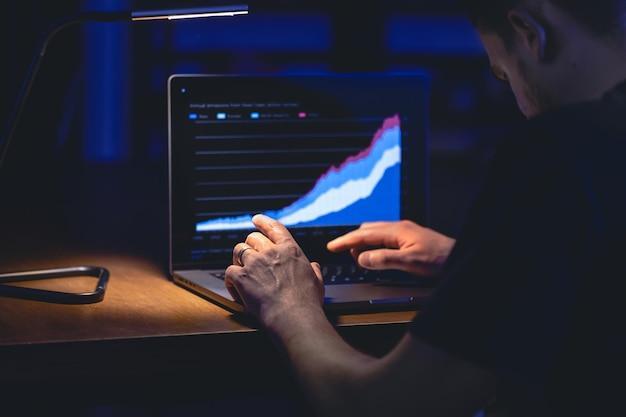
[411, 81, 626, 416]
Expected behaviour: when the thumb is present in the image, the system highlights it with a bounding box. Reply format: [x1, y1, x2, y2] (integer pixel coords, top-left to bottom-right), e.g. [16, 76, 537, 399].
[357, 249, 408, 271]
[311, 262, 323, 283]
[311, 262, 325, 300]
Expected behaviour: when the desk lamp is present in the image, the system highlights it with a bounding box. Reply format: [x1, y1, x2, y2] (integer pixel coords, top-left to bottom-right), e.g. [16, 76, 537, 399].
[0, 5, 249, 304]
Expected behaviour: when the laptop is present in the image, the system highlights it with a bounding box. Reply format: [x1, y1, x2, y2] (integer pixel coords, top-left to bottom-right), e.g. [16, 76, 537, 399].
[168, 74, 433, 313]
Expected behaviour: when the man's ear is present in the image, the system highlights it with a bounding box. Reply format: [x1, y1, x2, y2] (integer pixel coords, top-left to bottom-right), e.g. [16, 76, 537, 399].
[507, 9, 548, 60]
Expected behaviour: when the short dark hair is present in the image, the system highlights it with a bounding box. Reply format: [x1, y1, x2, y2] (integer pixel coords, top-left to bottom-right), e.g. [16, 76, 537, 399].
[461, 0, 626, 37]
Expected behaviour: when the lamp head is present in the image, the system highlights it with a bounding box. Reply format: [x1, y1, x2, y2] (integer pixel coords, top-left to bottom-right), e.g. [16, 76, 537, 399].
[131, 5, 249, 22]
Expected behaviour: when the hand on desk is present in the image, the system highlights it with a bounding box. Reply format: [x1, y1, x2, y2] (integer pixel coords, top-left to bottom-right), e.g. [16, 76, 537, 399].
[327, 221, 456, 277]
[226, 215, 325, 329]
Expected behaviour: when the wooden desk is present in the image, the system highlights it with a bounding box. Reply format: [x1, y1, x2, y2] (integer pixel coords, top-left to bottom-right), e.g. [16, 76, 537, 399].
[0, 164, 418, 415]
[0, 253, 416, 409]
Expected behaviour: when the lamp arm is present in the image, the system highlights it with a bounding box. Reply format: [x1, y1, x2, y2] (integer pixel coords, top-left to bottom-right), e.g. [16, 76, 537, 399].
[0, 12, 130, 171]
[0, 6, 248, 304]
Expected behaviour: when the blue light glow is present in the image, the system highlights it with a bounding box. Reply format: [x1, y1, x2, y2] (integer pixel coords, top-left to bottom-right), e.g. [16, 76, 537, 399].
[172, 14, 332, 53]
[83, 0, 131, 162]
[387, 16, 484, 55]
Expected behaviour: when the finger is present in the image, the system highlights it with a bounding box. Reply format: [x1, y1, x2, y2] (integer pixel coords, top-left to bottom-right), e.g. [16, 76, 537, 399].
[246, 232, 274, 251]
[359, 222, 391, 229]
[311, 262, 325, 299]
[357, 249, 412, 271]
[311, 262, 323, 283]
[327, 228, 397, 253]
[252, 214, 294, 244]
[350, 247, 366, 262]
[224, 265, 245, 305]
[233, 242, 255, 267]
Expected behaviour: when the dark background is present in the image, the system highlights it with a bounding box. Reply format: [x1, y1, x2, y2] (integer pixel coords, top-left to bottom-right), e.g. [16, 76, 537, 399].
[0, 0, 521, 267]
[0, 1, 523, 415]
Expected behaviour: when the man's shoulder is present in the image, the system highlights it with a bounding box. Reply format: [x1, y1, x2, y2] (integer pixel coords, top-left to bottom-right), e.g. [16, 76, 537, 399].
[489, 88, 626, 239]
[527, 85, 626, 147]
[498, 92, 626, 170]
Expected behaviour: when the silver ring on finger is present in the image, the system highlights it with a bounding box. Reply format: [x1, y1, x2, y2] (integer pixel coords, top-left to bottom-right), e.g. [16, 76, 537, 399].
[238, 247, 255, 267]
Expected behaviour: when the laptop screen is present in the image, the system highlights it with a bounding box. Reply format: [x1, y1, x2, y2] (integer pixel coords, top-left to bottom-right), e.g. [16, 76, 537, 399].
[169, 75, 430, 271]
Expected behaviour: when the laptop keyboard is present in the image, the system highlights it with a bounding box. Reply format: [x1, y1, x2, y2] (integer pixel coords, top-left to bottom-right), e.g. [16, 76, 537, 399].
[210, 264, 418, 286]
[323, 264, 380, 284]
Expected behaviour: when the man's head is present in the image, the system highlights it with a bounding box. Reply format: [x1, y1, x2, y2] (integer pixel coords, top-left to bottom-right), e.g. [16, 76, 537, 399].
[462, 0, 626, 118]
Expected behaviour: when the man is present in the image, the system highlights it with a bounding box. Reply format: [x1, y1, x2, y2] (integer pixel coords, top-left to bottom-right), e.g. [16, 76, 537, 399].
[225, 1, 626, 415]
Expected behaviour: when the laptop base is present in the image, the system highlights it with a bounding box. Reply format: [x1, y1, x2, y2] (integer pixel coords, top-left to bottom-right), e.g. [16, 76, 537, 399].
[174, 270, 432, 315]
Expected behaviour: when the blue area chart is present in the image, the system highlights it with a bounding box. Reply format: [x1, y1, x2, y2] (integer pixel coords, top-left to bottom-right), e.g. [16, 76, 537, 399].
[196, 115, 402, 232]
